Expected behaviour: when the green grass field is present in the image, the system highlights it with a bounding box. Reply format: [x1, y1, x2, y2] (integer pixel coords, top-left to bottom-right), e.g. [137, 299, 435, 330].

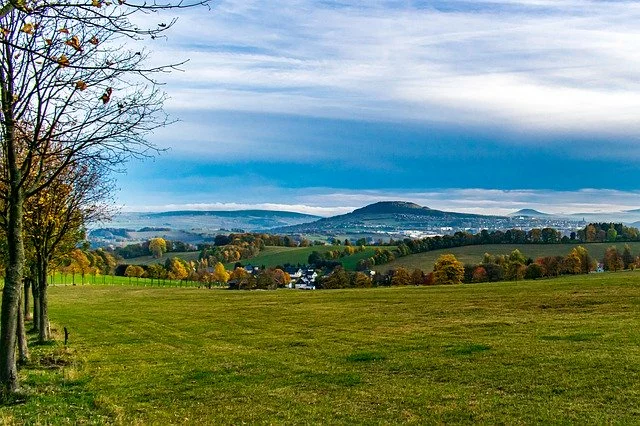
[48, 272, 197, 287]
[376, 242, 640, 272]
[4, 272, 640, 423]
[118, 251, 201, 266]
[224, 245, 394, 271]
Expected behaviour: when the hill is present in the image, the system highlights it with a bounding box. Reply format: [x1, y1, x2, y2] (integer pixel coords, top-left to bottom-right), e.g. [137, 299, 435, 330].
[272, 201, 508, 235]
[90, 209, 323, 246]
[14, 273, 640, 423]
[509, 209, 551, 218]
[373, 242, 640, 272]
[223, 245, 396, 271]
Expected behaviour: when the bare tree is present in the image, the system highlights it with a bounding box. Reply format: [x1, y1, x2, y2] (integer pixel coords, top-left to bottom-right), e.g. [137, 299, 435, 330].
[25, 161, 111, 342]
[0, 0, 208, 394]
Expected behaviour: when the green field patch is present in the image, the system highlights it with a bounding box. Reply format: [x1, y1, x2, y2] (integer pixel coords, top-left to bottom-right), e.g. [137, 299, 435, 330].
[225, 245, 397, 271]
[5, 272, 640, 423]
[118, 251, 201, 266]
[301, 371, 362, 387]
[464, 321, 514, 330]
[346, 351, 386, 362]
[538, 299, 606, 311]
[539, 333, 602, 342]
[375, 242, 640, 272]
[444, 343, 491, 356]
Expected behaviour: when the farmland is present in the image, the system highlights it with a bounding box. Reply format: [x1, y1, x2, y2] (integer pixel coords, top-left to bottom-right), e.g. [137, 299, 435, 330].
[375, 242, 640, 272]
[222, 245, 396, 271]
[4, 272, 640, 423]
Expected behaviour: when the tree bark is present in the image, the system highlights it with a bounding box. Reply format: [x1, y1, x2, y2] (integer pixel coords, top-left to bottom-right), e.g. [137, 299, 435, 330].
[23, 279, 31, 321]
[0, 187, 25, 394]
[38, 258, 50, 343]
[16, 291, 29, 365]
[31, 278, 40, 333]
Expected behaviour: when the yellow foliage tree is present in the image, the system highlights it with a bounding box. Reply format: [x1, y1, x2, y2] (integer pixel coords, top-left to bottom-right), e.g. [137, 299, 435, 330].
[211, 262, 230, 285]
[149, 238, 167, 258]
[433, 254, 464, 285]
[391, 267, 411, 286]
[167, 258, 188, 281]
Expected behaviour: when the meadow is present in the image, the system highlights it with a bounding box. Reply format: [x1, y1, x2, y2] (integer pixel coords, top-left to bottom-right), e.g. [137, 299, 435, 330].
[375, 241, 640, 272]
[2, 272, 640, 424]
[118, 245, 391, 272]
[117, 251, 201, 266]
[222, 245, 395, 271]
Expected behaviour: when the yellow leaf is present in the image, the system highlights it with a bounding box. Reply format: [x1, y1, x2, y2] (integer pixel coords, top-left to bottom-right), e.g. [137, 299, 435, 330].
[57, 54, 70, 67]
[100, 87, 113, 104]
[0, 28, 9, 38]
[44, 38, 52, 45]
[20, 23, 34, 34]
[89, 36, 99, 45]
[64, 35, 82, 52]
[75, 80, 87, 90]
[58, 28, 69, 34]
[92, 0, 102, 7]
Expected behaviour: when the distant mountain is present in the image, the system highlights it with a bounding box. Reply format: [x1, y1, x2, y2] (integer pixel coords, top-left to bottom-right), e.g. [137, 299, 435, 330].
[91, 210, 322, 246]
[352, 201, 430, 215]
[349, 201, 490, 218]
[271, 201, 507, 235]
[509, 209, 551, 218]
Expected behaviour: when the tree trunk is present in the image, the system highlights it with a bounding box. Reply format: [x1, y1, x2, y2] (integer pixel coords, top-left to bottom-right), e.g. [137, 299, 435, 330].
[38, 258, 50, 343]
[16, 291, 28, 365]
[0, 188, 25, 394]
[23, 279, 31, 321]
[31, 279, 40, 333]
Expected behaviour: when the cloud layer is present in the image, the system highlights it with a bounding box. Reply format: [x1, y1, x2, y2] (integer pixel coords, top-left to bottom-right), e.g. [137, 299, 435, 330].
[119, 185, 640, 218]
[115, 1, 640, 212]
[153, 0, 640, 138]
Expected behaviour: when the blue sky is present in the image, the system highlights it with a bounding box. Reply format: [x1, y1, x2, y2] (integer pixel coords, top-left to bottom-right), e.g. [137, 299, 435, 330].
[118, 0, 640, 216]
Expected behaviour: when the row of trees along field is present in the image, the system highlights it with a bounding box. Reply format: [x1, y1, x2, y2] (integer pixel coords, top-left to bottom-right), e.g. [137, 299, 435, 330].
[0, 0, 209, 395]
[318, 244, 639, 289]
[122, 261, 293, 291]
[355, 223, 640, 270]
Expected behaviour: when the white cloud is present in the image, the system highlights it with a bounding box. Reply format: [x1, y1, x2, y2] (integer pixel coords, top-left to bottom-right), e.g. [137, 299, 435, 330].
[135, 0, 640, 142]
[119, 186, 640, 218]
[121, 202, 353, 217]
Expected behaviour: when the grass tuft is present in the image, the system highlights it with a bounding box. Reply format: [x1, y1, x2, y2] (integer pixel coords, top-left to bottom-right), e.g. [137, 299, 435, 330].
[445, 343, 491, 356]
[346, 351, 387, 362]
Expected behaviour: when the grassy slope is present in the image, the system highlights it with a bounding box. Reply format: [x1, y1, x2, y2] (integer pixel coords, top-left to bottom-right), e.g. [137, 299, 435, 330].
[224, 245, 394, 271]
[4, 272, 640, 423]
[118, 251, 201, 266]
[375, 242, 640, 272]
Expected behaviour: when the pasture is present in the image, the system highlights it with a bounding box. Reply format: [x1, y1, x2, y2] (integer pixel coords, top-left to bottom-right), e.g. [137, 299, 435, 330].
[375, 241, 640, 272]
[223, 245, 394, 271]
[3, 272, 640, 423]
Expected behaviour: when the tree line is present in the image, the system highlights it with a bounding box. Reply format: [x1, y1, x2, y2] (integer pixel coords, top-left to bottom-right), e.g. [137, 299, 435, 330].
[317, 244, 640, 290]
[355, 223, 640, 270]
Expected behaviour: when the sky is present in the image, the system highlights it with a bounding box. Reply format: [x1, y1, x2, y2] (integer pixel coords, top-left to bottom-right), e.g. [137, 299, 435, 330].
[116, 0, 640, 216]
